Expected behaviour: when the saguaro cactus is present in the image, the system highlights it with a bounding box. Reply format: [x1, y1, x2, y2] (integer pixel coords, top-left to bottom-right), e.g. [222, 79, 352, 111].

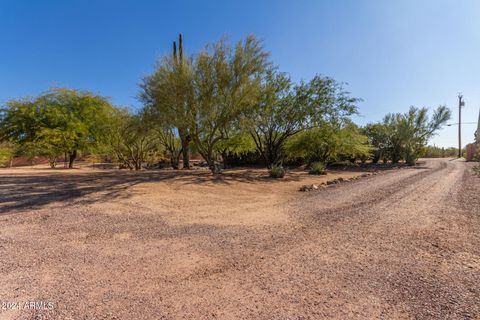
[172, 33, 183, 64]
[172, 33, 191, 169]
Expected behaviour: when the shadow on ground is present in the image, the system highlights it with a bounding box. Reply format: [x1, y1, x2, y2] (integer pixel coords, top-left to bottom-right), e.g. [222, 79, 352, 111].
[0, 162, 418, 215]
[0, 168, 305, 215]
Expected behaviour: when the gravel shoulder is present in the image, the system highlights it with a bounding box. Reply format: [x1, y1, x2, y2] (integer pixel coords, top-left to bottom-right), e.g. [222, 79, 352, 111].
[0, 159, 478, 319]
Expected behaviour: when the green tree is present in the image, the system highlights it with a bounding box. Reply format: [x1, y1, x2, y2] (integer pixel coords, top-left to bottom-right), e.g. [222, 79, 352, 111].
[190, 35, 268, 173]
[140, 34, 194, 169]
[248, 72, 360, 168]
[247, 71, 297, 168]
[141, 108, 183, 169]
[0, 88, 115, 168]
[363, 123, 390, 163]
[105, 110, 160, 170]
[383, 106, 451, 165]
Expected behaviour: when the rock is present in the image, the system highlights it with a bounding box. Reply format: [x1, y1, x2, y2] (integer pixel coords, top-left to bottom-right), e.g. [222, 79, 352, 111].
[299, 185, 309, 192]
[299, 184, 320, 192]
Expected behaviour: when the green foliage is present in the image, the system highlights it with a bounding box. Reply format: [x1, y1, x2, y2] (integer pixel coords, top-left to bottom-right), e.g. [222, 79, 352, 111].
[247, 71, 297, 168]
[363, 106, 451, 165]
[157, 128, 182, 169]
[309, 162, 326, 175]
[422, 146, 458, 158]
[140, 34, 194, 169]
[362, 123, 390, 163]
[141, 109, 183, 169]
[141, 34, 268, 173]
[216, 133, 256, 156]
[286, 122, 370, 164]
[0, 34, 455, 174]
[248, 71, 360, 168]
[382, 106, 451, 165]
[190, 35, 268, 172]
[269, 165, 285, 178]
[215, 133, 256, 168]
[474, 145, 480, 162]
[0, 142, 14, 167]
[0, 88, 115, 168]
[104, 110, 160, 170]
[329, 160, 360, 167]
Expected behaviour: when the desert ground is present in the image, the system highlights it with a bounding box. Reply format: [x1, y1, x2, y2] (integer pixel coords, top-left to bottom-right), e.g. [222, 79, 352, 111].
[0, 158, 479, 319]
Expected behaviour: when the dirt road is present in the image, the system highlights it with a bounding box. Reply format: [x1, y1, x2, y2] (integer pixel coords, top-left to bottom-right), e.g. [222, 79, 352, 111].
[0, 159, 479, 319]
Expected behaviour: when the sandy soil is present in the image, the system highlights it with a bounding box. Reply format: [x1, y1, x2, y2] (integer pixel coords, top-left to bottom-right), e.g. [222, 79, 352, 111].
[0, 159, 478, 319]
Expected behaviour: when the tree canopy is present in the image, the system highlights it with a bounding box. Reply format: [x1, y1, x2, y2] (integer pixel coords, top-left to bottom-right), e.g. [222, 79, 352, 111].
[0, 88, 115, 167]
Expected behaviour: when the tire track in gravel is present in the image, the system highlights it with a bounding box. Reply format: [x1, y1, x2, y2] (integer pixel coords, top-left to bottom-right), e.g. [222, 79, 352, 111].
[2, 159, 477, 319]
[183, 159, 478, 319]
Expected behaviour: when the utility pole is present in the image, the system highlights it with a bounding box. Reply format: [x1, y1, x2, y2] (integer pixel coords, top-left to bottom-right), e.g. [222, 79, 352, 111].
[458, 94, 465, 158]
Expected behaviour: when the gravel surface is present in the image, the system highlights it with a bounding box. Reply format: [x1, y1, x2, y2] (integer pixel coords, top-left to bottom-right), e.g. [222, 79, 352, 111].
[0, 159, 478, 319]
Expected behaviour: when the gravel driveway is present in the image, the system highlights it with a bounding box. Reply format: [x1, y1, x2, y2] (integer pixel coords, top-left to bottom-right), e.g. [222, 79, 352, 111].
[0, 158, 478, 319]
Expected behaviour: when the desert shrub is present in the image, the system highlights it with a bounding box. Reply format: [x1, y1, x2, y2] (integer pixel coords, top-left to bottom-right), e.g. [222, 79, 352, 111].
[309, 162, 326, 175]
[475, 145, 480, 161]
[269, 165, 285, 178]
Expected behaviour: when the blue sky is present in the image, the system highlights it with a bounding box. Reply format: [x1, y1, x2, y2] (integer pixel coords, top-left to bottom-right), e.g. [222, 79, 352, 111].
[1, 0, 479, 147]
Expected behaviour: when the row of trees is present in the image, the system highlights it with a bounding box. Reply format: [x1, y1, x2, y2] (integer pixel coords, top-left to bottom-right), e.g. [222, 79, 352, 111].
[0, 34, 452, 172]
[422, 146, 459, 158]
[364, 106, 451, 165]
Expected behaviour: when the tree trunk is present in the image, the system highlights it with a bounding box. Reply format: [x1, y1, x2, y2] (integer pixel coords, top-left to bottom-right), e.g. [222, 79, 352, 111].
[206, 152, 221, 175]
[171, 159, 179, 169]
[181, 135, 191, 169]
[221, 150, 230, 169]
[49, 157, 57, 168]
[170, 152, 180, 169]
[68, 150, 77, 168]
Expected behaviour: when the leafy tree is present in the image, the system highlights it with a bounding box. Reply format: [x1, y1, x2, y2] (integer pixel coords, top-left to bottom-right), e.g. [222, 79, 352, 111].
[362, 123, 390, 163]
[422, 145, 458, 158]
[141, 108, 183, 169]
[383, 106, 451, 165]
[140, 34, 194, 169]
[0, 88, 115, 168]
[247, 71, 297, 168]
[105, 110, 160, 170]
[336, 122, 371, 162]
[190, 35, 268, 173]
[248, 72, 360, 168]
[155, 128, 182, 169]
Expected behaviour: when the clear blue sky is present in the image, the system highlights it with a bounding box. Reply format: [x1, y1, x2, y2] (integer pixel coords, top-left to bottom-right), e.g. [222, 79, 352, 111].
[1, 0, 479, 147]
